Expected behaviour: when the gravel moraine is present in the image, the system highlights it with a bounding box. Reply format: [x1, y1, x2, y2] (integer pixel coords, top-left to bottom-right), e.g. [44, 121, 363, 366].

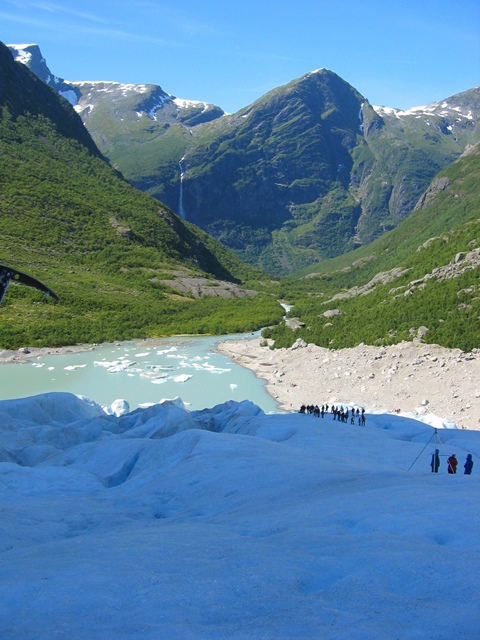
[217, 338, 480, 431]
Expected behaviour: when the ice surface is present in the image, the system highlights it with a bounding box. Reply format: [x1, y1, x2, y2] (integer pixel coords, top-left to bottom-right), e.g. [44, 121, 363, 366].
[0, 392, 478, 638]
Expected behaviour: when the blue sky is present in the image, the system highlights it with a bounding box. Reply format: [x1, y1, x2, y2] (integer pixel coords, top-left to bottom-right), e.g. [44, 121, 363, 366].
[2, 0, 479, 113]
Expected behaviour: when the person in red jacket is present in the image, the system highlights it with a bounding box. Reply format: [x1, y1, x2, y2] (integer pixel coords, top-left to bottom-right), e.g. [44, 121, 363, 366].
[447, 454, 458, 474]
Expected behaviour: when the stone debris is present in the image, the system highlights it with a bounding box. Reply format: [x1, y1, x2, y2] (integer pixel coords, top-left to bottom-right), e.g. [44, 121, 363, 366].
[217, 338, 480, 431]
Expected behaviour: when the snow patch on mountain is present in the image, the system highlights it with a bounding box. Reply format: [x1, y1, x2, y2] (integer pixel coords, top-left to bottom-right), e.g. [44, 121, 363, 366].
[7, 44, 37, 65]
[69, 81, 151, 96]
[173, 98, 210, 112]
[146, 93, 172, 119]
[373, 102, 475, 121]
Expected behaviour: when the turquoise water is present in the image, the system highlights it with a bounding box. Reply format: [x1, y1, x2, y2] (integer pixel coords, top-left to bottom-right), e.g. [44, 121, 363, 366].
[0, 334, 280, 413]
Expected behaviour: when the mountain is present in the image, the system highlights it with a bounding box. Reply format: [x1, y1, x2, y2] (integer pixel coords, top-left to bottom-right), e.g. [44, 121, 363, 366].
[9, 44, 480, 275]
[3, 42, 478, 353]
[264, 142, 480, 352]
[0, 41, 282, 349]
[3, 44, 99, 156]
[5, 42, 80, 104]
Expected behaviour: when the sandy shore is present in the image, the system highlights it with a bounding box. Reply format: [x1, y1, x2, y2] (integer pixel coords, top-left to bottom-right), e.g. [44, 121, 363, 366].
[217, 338, 480, 431]
[0, 336, 199, 365]
[0, 344, 98, 364]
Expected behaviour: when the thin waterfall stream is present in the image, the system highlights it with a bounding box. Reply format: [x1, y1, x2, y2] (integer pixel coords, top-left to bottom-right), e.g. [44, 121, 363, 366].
[178, 156, 186, 219]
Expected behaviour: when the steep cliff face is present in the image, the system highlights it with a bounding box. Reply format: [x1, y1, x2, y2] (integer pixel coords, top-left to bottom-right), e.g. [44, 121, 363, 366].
[7, 43, 77, 99]
[2, 44, 99, 155]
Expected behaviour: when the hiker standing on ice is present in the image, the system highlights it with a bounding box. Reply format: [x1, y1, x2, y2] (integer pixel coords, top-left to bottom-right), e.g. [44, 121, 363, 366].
[447, 454, 458, 474]
[464, 454, 474, 475]
[431, 449, 440, 473]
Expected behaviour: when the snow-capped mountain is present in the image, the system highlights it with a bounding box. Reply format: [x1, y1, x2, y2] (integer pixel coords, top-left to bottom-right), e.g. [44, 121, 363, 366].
[372, 87, 480, 145]
[7, 43, 80, 105]
[7, 43, 224, 126]
[68, 80, 225, 128]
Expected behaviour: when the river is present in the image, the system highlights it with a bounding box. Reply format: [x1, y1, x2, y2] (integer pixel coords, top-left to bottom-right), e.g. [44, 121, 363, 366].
[0, 333, 280, 413]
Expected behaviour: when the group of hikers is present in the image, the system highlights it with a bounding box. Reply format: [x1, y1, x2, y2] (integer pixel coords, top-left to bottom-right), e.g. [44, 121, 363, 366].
[298, 403, 475, 475]
[299, 404, 366, 426]
[430, 450, 474, 475]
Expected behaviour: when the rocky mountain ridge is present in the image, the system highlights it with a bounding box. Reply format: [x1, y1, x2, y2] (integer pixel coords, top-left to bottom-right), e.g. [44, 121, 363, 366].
[7, 45, 225, 127]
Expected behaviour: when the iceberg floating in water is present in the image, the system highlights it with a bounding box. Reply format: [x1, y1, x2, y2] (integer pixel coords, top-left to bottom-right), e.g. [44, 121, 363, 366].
[174, 374, 192, 383]
[107, 361, 136, 373]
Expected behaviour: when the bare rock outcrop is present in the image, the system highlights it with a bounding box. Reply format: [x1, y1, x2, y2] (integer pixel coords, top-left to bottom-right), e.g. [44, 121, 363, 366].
[159, 276, 258, 299]
[415, 176, 451, 211]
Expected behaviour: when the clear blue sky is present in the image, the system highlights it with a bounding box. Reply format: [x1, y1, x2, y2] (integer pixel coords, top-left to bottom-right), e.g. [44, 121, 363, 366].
[2, 0, 479, 113]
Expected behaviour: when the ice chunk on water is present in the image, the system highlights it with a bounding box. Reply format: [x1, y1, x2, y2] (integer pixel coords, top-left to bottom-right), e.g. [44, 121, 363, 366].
[174, 374, 192, 383]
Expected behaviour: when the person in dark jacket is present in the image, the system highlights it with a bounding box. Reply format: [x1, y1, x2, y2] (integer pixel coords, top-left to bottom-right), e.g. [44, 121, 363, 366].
[447, 454, 458, 474]
[464, 454, 474, 475]
[431, 449, 440, 473]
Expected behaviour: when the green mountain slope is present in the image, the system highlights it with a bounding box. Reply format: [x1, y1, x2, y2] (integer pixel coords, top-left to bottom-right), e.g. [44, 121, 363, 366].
[10, 44, 480, 276]
[81, 74, 480, 275]
[0, 42, 283, 348]
[264, 144, 480, 352]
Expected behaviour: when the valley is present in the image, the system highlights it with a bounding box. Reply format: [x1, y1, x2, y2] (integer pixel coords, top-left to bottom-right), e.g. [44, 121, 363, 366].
[1, 41, 479, 355]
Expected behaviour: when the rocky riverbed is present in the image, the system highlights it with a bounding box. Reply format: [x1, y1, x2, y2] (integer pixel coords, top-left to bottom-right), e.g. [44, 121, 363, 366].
[0, 344, 96, 364]
[217, 338, 480, 431]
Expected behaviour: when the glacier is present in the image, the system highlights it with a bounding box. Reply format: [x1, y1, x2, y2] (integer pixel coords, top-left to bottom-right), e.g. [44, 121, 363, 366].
[0, 392, 479, 639]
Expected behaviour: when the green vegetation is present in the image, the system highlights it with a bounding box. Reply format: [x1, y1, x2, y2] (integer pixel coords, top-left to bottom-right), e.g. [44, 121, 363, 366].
[58, 68, 480, 276]
[0, 280, 282, 349]
[263, 147, 480, 352]
[2, 43, 479, 354]
[0, 43, 283, 348]
[10, 47, 480, 278]
[264, 266, 479, 352]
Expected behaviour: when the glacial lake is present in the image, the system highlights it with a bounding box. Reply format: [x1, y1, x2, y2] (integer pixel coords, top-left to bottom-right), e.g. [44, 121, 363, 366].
[0, 333, 281, 413]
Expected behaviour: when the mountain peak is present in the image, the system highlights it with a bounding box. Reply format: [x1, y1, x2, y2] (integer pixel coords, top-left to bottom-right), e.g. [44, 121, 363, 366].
[7, 42, 79, 105]
[8, 43, 52, 82]
[7, 43, 39, 62]
[307, 67, 334, 76]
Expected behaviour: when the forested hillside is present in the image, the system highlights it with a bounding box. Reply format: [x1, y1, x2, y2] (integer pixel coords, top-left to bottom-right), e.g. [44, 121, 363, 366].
[2, 41, 478, 353]
[67, 72, 480, 275]
[0, 42, 282, 348]
[264, 144, 480, 352]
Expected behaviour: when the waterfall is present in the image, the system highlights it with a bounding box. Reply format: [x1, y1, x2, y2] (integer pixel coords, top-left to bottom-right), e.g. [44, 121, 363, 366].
[178, 157, 186, 219]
